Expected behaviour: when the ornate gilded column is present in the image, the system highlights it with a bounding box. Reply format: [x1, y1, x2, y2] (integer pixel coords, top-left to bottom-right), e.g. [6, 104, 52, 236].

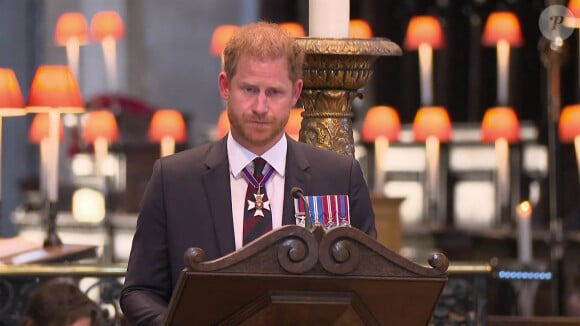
[296, 38, 401, 157]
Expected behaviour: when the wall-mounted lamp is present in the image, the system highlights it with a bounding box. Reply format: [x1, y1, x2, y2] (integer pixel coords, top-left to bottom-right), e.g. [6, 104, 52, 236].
[284, 107, 303, 141]
[210, 25, 239, 56]
[349, 19, 373, 38]
[413, 106, 451, 226]
[481, 106, 520, 226]
[559, 104, 580, 183]
[0, 68, 25, 224]
[280, 22, 306, 37]
[82, 110, 119, 175]
[482, 11, 523, 107]
[26, 65, 84, 247]
[148, 109, 187, 157]
[54, 12, 89, 79]
[28, 114, 64, 197]
[405, 15, 445, 107]
[91, 11, 125, 91]
[215, 109, 230, 140]
[361, 105, 400, 195]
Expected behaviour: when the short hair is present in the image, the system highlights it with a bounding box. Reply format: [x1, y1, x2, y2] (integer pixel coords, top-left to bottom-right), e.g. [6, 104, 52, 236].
[222, 21, 304, 83]
[20, 280, 103, 326]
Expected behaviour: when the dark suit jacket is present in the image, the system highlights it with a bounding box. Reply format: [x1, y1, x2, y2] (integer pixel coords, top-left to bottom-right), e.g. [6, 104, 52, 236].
[120, 136, 376, 325]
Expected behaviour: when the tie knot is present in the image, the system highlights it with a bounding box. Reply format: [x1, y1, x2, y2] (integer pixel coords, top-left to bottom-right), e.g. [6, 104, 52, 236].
[252, 157, 267, 178]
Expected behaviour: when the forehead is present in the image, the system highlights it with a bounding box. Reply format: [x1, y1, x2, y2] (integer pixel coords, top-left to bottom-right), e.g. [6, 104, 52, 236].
[233, 54, 291, 81]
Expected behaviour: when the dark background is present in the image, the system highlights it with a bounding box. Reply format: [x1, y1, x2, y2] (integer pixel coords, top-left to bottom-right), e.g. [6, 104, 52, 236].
[260, 0, 577, 128]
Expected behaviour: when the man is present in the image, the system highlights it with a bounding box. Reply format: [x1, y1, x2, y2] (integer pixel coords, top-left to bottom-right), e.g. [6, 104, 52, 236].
[120, 21, 376, 325]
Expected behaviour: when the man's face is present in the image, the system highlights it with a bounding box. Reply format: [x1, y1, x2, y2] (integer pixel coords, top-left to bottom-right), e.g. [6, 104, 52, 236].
[218, 54, 302, 154]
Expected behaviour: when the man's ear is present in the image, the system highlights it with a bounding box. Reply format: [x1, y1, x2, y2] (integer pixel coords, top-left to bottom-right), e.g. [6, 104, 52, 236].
[218, 72, 229, 100]
[292, 79, 303, 105]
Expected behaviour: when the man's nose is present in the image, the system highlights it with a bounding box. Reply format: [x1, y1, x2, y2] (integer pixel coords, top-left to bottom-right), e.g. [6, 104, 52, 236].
[254, 92, 268, 113]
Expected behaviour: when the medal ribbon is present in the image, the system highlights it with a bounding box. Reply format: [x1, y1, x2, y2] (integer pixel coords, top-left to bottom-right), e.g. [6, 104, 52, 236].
[241, 162, 275, 191]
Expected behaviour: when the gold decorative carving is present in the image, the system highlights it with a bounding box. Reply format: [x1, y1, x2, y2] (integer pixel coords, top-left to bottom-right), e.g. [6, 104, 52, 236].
[296, 38, 402, 156]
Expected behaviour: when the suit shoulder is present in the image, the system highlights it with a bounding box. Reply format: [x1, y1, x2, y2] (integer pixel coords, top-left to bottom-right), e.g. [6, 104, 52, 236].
[160, 141, 217, 169]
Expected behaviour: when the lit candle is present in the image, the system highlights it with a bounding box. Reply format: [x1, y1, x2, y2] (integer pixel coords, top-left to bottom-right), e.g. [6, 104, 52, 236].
[516, 200, 533, 263]
[308, 0, 350, 38]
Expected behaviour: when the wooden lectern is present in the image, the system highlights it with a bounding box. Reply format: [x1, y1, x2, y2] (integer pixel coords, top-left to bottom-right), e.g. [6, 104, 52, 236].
[165, 225, 448, 325]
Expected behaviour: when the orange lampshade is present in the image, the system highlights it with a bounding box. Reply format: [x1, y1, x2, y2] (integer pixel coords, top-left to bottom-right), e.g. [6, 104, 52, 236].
[0, 68, 25, 116]
[215, 109, 230, 139]
[559, 104, 580, 142]
[280, 22, 306, 37]
[482, 11, 523, 46]
[361, 106, 400, 142]
[285, 107, 303, 138]
[570, 0, 580, 16]
[28, 114, 65, 144]
[349, 19, 373, 38]
[26, 65, 84, 113]
[210, 25, 239, 56]
[481, 106, 520, 143]
[54, 12, 89, 45]
[413, 106, 452, 141]
[148, 109, 187, 142]
[90, 11, 125, 41]
[568, 0, 580, 27]
[404, 16, 445, 49]
[82, 110, 119, 144]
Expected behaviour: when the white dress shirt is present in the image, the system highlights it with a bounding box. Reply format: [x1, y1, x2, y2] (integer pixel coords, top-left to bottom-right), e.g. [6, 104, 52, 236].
[227, 133, 287, 250]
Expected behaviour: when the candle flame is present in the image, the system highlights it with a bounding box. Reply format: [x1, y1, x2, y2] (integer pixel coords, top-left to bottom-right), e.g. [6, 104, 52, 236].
[517, 200, 532, 218]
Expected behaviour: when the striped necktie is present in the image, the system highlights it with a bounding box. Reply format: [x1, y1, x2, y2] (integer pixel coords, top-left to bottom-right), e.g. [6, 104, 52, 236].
[242, 157, 273, 245]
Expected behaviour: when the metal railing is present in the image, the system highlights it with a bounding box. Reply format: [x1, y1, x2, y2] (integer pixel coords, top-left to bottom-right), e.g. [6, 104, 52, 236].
[0, 262, 491, 325]
[0, 264, 126, 326]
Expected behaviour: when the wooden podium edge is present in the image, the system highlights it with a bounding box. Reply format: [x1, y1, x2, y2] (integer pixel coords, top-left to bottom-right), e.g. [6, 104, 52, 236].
[184, 225, 448, 277]
[165, 225, 449, 325]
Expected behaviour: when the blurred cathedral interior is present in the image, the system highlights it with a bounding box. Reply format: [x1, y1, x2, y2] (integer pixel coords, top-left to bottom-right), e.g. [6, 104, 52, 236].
[2, 0, 580, 324]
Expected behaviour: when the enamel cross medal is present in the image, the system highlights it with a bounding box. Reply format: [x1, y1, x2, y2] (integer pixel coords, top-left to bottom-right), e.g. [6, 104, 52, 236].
[247, 185, 270, 217]
[242, 161, 275, 218]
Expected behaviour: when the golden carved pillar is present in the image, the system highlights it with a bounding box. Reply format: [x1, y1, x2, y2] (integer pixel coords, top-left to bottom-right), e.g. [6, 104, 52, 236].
[296, 38, 401, 157]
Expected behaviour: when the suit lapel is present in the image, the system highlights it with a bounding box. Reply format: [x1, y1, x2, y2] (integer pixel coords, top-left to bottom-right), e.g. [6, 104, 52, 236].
[283, 137, 311, 225]
[202, 139, 235, 256]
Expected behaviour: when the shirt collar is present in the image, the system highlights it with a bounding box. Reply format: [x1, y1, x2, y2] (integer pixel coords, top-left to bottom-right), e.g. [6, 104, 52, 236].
[227, 132, 287, 178]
